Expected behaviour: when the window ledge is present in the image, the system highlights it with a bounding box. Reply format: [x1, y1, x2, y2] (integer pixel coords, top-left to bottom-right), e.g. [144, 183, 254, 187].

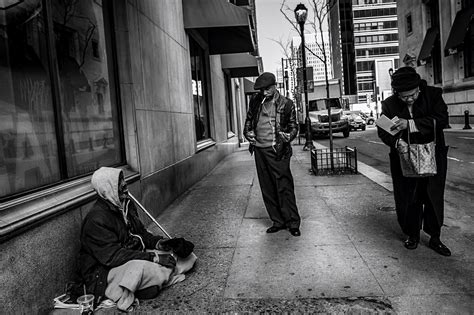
[196, 139, 216, 152]
[0, 167, 139, 242]
[443, 80, 474, 93]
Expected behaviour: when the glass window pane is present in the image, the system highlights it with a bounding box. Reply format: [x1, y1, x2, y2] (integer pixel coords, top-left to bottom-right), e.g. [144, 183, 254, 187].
[52, 0, 122, 176]
[0, 1, 61, 198]
[190, 36, 210, 142]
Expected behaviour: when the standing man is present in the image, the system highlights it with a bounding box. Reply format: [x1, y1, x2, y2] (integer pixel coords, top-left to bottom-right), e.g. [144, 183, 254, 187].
[377, 67, 451, 256]
[243, 72, 301, 236]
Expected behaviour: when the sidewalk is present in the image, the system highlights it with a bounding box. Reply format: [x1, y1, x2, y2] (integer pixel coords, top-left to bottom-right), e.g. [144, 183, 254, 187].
[136, 142, 474, 313]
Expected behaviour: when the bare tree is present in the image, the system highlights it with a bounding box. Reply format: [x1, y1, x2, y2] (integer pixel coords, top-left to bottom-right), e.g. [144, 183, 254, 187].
[268, 37, 299, 100]
[280, 0, 338, 169]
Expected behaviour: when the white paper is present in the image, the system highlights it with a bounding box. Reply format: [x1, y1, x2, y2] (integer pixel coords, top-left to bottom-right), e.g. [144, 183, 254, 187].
[375, 115, 399, 135]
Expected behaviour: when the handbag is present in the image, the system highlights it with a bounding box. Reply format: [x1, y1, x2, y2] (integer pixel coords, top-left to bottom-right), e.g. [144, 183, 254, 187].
[396, 120, 437, 177]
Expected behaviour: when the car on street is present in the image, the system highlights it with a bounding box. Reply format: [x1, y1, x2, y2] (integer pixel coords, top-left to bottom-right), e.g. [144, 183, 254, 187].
[343, 111, 366, 131]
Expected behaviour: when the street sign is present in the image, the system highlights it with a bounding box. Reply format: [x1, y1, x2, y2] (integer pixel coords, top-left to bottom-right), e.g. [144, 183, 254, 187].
[296, 67, 314, 83]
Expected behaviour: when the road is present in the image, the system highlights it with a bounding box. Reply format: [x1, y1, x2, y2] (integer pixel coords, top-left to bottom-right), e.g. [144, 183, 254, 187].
[313, 126, 474, 224]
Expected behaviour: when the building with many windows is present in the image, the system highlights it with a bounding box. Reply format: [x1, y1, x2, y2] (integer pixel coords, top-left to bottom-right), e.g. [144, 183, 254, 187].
[329, 0, 358, 100]
[329, 0, 398, 112]
[292, 32, 333, 82]
[352, 0, 399, 111]
[397, 0, 474, 124]
[279, 32, 332, 104]
[0, 0, 261, 312]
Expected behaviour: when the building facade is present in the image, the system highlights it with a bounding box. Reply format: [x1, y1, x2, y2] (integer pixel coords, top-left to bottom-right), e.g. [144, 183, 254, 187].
[0, 0, 260, 312]
[352, 0, 399, 110]
[397, 0, 474, 124]
[282, 32, 333, 103]
[329, 0, 398, 112]
[329, 0, 358, 99]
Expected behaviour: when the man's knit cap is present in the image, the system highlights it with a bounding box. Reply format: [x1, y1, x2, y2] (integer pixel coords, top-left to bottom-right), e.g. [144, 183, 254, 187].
[254, 72, 276, 90]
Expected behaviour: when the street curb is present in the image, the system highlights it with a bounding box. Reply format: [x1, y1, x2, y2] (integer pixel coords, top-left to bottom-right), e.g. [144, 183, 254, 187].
[312, 142, 393, 192]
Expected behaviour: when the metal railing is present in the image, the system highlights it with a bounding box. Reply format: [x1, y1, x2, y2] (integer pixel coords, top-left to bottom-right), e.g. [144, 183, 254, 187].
[311, 146, 358, 175]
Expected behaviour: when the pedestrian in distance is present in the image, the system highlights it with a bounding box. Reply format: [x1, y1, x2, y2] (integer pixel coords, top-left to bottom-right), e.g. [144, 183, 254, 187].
[377, 66, 451, 256]
[243, 72, 301, 237]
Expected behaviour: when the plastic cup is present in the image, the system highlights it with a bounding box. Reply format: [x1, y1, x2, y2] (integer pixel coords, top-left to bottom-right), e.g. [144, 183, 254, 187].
[77, 294, 94, 313]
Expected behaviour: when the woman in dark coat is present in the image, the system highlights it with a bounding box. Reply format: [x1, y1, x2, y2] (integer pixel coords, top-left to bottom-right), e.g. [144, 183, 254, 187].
[377, 67, 451, 256]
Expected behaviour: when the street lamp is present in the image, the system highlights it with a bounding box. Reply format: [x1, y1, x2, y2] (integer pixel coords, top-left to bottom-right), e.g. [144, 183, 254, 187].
[294, 3, 314, 151]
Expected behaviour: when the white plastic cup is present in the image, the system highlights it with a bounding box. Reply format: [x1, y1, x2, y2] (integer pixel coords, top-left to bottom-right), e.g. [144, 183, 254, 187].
[77, 294, 94, 313]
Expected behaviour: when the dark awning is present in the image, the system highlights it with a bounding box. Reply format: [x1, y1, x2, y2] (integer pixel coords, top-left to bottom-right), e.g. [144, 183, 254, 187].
[183, 0, 255, 55]
[444, 6, 474, 56]
[221, 53, 260, 77]
[418, 27, 439, 62]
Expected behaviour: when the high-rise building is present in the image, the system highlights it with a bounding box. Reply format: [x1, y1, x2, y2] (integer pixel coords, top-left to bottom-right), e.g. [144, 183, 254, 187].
[285, 32, 333, 98]
[352, 0, 399, 108]
[329, 0, 399, 112]
[329, 0, 357, 99]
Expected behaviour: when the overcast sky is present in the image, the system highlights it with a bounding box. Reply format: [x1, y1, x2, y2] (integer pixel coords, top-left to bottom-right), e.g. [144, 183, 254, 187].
[255, 0, 303, 74]
[256, 0, 332, 76]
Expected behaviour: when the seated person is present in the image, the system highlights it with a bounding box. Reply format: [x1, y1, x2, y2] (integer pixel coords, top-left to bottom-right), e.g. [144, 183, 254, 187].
[79, 167, 193, 311]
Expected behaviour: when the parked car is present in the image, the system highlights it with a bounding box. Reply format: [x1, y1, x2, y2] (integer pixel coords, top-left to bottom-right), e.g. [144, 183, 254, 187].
[343, 111, 366, 131]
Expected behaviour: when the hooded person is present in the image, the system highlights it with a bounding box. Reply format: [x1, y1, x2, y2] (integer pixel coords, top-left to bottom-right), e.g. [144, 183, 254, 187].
[78, 167, 182, 311]
[377, 67, 451, 256]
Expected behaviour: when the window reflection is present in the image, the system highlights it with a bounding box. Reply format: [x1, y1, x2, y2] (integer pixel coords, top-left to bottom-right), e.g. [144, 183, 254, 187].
[52, 0, 121, 176]
[0, 0, 123, 199]
[0, 1, 60, 196]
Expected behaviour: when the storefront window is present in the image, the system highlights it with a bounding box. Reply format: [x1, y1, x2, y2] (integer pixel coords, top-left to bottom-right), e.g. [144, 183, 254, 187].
[189, 36, 210, 142]
[0, 1, 59, 197]
[224, 72, 234, 134]
[0, 0, 123, 199]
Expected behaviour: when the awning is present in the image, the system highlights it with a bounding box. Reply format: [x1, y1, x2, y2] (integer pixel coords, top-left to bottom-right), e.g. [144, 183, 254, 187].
[418, 27, 439, 62]
[183, 0, 255, 55]
[444, 6, 474, 56]
[221, 53, 260, 77]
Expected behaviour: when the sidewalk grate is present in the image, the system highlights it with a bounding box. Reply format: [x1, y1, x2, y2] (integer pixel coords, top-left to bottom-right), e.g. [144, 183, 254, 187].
[311, 146, 358, 175]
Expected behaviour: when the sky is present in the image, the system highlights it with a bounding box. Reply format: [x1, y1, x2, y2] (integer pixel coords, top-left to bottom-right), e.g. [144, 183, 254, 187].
[255, 0, 321, 74]
[255, 0, 301, 74]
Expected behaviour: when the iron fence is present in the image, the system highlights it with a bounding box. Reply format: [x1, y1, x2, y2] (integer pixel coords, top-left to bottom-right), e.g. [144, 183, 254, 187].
[311, 146, 358, 175]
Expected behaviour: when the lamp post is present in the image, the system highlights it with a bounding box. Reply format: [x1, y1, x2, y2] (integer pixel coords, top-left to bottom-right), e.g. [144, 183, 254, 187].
[294, 3, 314, 151]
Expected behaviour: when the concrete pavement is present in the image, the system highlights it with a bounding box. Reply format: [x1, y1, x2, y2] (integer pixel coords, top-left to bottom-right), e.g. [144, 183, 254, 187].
[134, 141, 474, 313]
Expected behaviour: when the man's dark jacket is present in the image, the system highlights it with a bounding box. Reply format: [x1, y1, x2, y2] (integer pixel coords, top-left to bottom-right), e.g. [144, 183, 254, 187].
[243, 92, 298, 160]
[377, 80, 449, 236]
[79, 198, 162, 302]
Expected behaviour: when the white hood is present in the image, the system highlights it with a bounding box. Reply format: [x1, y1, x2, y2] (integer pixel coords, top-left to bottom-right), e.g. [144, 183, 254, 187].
[91, 166, 123, 209]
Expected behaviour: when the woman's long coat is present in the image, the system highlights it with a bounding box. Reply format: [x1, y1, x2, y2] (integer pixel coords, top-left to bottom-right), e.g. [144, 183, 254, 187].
[377, 81, 449, 236]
